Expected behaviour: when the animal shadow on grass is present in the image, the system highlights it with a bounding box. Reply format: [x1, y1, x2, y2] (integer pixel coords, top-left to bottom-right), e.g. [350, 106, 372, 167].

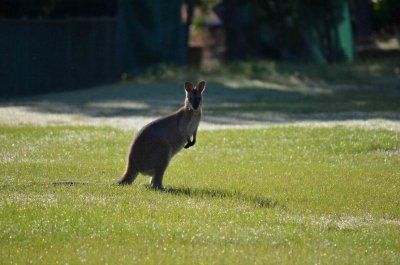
[160, 186, 279, 209]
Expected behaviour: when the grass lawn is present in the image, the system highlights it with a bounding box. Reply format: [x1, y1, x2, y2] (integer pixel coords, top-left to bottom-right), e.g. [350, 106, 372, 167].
[1, 125, 399, 264]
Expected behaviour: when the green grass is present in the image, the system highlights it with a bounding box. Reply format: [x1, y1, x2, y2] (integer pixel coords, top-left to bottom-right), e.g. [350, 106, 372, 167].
[1, 125, 399, 264]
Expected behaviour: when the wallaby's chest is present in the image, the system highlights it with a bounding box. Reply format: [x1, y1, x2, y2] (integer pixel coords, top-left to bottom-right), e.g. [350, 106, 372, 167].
[181, 112, 201, 137]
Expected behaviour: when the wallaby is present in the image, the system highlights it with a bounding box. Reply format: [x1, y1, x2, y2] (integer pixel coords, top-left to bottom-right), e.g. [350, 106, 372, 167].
[118, 81, 206, 189]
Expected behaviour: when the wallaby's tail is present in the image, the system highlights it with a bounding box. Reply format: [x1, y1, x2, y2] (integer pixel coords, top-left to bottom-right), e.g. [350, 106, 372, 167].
[117, 162, 139, 185]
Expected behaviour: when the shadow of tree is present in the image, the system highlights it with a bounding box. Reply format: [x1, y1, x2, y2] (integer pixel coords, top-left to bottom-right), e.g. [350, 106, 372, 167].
[161, 186, 280, 209]
[2, 79, 400, 126]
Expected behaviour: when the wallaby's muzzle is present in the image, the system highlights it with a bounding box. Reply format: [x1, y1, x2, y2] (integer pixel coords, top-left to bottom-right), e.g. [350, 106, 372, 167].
[189, 98, 201, 110]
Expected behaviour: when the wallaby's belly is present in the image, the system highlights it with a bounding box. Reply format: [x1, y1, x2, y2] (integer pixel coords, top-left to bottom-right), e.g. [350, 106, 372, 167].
[129, 125, 186, 174]
[127, 108, 200, 176]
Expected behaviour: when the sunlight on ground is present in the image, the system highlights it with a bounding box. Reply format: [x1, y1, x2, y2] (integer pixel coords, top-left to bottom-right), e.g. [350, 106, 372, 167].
[87, 100, 150, 110]
[1, 105, 400, 132]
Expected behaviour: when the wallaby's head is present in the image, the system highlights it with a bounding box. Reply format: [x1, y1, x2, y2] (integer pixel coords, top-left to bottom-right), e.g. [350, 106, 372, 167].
[184, 81, 206, 111]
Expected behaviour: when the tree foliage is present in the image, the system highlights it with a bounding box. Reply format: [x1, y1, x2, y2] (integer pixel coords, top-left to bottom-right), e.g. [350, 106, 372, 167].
[371, 0, 400, 33]
[220, 0, 352, 62]
[0, 0, 116, 19]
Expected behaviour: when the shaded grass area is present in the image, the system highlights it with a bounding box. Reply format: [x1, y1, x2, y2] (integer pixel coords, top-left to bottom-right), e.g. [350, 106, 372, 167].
[1, 125, 399, 264]
[206, 87, 400, 115]
[138, 59, 400, 86]
[2, 59, 399, 124]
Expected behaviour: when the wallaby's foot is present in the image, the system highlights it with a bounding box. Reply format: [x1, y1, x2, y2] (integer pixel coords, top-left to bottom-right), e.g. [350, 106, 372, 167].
[150, 183, 164, 190]
[149, 179, 163, 190]
[144, 183, 164, 190]
[149, 173, 165, 190]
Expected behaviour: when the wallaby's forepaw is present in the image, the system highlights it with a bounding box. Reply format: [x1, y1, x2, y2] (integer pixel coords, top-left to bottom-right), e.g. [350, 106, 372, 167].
[184, 140, 195, 149]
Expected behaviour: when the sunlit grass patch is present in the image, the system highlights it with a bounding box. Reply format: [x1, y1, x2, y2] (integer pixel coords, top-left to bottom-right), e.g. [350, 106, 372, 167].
[1, 125, 399, 264]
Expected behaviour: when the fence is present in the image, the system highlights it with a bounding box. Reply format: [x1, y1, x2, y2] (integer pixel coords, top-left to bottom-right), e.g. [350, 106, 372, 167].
[0, 18, 120, 97]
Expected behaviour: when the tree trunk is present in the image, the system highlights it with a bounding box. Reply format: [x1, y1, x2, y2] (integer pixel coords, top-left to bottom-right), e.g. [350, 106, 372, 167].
[353, 0, 372, 41]
[221, 0, 245, 61]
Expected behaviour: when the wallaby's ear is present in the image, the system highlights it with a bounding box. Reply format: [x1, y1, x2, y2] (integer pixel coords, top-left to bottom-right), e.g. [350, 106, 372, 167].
[184, 81, 194, 93]
[196, 80, 206, 94]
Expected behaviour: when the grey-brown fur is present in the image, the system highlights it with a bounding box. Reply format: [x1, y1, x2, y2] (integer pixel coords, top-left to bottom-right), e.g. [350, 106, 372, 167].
[118, 81, 206, 189]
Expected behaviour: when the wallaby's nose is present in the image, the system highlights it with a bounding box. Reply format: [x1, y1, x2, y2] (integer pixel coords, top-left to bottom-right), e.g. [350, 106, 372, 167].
[189, 96, 201, 110]
[192, 101, 200, 110]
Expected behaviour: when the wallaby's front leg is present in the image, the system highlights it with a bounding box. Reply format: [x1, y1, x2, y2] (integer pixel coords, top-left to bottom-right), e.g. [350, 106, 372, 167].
[184, 130, 197, 149]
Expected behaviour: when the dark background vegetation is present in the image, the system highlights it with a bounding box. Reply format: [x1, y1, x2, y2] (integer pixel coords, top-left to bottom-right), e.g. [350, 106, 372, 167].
[0, 0, 117, 18]
[1, 0, 399, 32]
[0, 0, 399, 97]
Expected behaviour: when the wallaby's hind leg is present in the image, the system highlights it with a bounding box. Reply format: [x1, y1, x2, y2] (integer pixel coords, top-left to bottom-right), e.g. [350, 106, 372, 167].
[118, 163, 139, 185]
[149, 149, 171, 190]
[150, 167, 167, 190]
